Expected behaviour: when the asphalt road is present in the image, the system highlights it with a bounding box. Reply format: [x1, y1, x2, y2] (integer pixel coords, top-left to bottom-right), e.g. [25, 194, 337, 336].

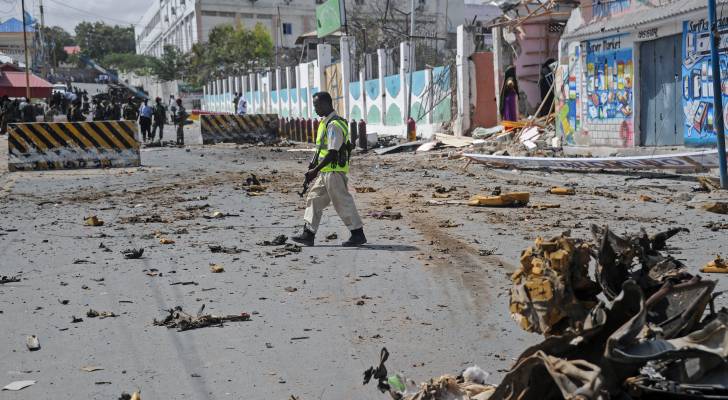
[1, 126, 727, 399]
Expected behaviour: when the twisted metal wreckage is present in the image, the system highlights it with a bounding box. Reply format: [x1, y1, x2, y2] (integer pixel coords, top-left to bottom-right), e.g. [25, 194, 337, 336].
[364, 225, 728, 399]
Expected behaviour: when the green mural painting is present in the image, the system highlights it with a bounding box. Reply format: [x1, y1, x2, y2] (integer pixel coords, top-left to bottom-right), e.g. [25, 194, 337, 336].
[350, 105, 362, 121]
[367, 106, 381, 124]
[410, 101, 426, 123]
[432, 98, 451, 123]
[386, 104, 402, 126]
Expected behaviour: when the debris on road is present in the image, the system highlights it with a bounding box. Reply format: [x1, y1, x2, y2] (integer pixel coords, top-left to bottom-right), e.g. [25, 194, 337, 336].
[121, 248, 144, 259]
[267, 243, 302, 257]
[84, 215, 104, 226]
[368, 210, 402, 220]
[355, 186, 377, 193]
[87, 309, 117, 319]
[2, 380, 36, 391]
[326, 233, 338, 240]
[71, 316, 83, 323]
[0, 275, 21, 284]
[365, 225, 723, 400]
[702, 201, 728, 214]
[154, 306, 250, 331]
[208, 244, 245, 254]
[547, 186, 575, 195]
[701, 255, 728, 273]
[209, 264, 225, 273]
[258, 235, 288, 246]
[159, 237, 175, 244]
[639, 194, 656, 202]
[468, 192, 529, 207]
[80, 366, 104, 372]
[26, 335, 40, 351]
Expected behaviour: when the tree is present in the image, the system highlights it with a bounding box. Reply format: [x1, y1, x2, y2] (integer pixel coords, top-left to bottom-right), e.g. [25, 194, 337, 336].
[42, 26, 75, 67]
[187, 23, 274, 86]
[153, 45, 186, 81]
[75, 22, 135, 60]
[101, 52, 158, 75]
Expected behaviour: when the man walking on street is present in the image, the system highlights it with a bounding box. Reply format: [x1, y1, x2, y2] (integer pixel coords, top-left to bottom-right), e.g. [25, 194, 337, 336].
[292, 91, 366, 247]
[138, 98, 153, 142]
[174, 98, 188, 146]
[152, 97, 166, 142]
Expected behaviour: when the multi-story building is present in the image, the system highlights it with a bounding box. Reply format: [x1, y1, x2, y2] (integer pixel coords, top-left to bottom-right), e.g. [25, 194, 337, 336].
[135, 0, 499, 57]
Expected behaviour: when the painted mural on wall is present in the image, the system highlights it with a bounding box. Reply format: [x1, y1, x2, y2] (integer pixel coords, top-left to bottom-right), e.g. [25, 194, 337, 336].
[682, 18, 728, 146]
[584, 35, 634, 146]
[557, 43, 581, 145]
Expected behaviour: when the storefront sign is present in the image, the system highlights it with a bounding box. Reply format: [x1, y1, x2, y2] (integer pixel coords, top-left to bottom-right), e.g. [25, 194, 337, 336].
[637, 28, 658, 40]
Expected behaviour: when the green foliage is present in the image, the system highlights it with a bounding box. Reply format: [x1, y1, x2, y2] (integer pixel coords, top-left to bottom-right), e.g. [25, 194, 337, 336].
[101, 52, 158, 75]
[187, 23, 274, 86]
[75, 21, 135, 60]
[42, 26, 75, 67]
[153, 45, 186, 81]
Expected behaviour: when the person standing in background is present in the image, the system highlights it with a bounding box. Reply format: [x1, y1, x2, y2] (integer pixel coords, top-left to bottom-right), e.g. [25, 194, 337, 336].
[500, 65, 520, 122]
[174, 98, 188, 146]
[237, 95, 248, 115]
[138, 98, 153, 142]
[152, 97, 166, 142]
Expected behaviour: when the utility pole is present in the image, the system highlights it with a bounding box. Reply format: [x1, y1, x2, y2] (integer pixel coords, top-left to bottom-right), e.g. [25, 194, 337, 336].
[39, 0, 47, 78]
[21, 0, 31, 99]
[405, 0, 415, 122]
[708, 0, 728, 188]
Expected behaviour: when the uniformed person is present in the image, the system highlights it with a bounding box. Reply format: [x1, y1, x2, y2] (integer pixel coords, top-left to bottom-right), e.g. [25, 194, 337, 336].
[292, 91, 366, 247]
[122, 97, 138, 121]
[173, 98, 187, 146]
[151, 97, 166, 142]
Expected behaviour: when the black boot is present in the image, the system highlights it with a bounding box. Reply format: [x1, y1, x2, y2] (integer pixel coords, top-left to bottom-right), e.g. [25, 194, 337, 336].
[342, 228, 367, 247]
[292, 227, 315, 246]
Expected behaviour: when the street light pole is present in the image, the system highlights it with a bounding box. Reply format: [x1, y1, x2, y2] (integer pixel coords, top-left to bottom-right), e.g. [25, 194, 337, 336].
[406, 0, 415, 122]
[21, 0, 31, 99]
[708, 0, 728, 188]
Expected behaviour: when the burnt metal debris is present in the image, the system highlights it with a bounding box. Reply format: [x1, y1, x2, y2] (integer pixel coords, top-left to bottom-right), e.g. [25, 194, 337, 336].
[153, 306, 251, 331]
[365, 225, 728, 400]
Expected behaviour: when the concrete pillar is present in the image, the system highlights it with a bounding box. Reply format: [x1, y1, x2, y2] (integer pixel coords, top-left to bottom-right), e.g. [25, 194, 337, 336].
[425, 67, 434, 124]
[286, 67, 293, 118]
[400, 41, 412, 124]
[295, 65, 303, 118]
[340, 36, 353, 119]
[317, 43, 332, 95]
[275, 68, 282, 114]
[359, 70, 366, 123]
[228, 76, 235, 113]
[455, 25, 473, 136]
[202, 85, 207, 111]
[377, 48, 386, 125]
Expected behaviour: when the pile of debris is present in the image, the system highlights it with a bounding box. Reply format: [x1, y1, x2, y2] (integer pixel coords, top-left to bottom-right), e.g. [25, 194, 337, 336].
[153, 306, 250, 331]
[470, 120, 561, 157]
[365, 226, 728, 399]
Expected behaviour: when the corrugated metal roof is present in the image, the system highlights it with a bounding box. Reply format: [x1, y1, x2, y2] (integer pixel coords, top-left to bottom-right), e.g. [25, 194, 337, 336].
[0, 18, 35, 33]
[562, 0, 727, 40]
[0, 71, 52, 88]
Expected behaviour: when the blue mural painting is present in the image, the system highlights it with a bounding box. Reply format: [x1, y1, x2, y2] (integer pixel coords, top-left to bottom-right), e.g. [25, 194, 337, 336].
[682, 18, 728, 146]
[385, 75, 401, 97]
[280, 89, 288, 102]
[365, 79, 380, 100]
[350, 81, 361, 100]
[291, 89, 298, 102]
[271, 90, 278, 103]
[412, 70, 426, 97]
[432, 66, 451, 91]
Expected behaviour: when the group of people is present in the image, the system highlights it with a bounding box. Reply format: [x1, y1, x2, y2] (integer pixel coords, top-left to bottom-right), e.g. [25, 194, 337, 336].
[137, 96, 189, 146]
[0, 96, 40, 133]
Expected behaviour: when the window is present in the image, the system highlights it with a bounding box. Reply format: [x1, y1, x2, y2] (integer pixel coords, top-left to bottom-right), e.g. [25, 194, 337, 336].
[282, 23, 292, 35]
[354, 0, 364, 4]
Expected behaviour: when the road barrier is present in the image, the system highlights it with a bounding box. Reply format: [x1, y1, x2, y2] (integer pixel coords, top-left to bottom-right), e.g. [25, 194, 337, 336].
[8, 121, 141, 172]
[200, 113, 278, 144]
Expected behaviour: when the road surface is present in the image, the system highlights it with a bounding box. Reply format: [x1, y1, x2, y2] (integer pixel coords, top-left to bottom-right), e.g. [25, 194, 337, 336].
[1, 126, 726, 399]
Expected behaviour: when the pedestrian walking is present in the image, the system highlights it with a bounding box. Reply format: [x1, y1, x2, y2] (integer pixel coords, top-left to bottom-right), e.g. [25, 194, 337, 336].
[291, 91, 366, 247]
[138, 98, 153, 142]
[152, 97, 166, 142]
[174, 98, 188, 146]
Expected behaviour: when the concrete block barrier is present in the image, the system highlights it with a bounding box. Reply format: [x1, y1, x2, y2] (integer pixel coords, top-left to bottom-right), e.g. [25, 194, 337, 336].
[200, 113, 279, 145]
[8, 121, 141, 172]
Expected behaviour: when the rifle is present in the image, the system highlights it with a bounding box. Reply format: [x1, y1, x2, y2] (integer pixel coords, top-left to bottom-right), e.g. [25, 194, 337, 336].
[298, 146, 320, 198]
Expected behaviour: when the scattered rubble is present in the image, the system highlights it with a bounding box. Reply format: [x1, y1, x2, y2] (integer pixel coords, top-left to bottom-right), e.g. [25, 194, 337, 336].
[208, 244, 245, 254]
[701, 256, 728, 273]
[209, 264, 225, 273]
[25, 335, 40, 351]
[159, 237, 175, 244]
[153, 306, 250, 331]
[702, 201, 728, 214]
[365, 225, 724, 400]
[2, 380, 36, 391]
[84, 215, 104, 226]
[468, 192, 529, 207]
[369, 211, 403, 220]
[356, 187, 377, 193]
[0, 275, 20, 284]
[258, 235, 288, 246]
[86, 309, 117, 319]
[121, 248, 144, 259]
[547, 187, 575, 195]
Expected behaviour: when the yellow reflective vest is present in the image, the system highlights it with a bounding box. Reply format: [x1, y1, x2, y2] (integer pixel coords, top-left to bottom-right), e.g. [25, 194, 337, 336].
[316, 116, 350, 173]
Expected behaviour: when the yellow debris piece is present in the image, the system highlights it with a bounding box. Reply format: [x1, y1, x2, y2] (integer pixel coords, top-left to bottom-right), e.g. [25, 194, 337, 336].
[548, 187, 576, 195]
[468, 192, 530, 207]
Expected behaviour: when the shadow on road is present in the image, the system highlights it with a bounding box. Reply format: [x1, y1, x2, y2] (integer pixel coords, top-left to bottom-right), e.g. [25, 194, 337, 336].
[315, 244, 419, 251]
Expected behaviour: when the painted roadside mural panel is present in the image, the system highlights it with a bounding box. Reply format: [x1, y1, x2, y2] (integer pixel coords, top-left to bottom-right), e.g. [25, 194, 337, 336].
[682, 18, 728, 146]
[557, 42, 581, 145]
[584, 34, 634, 146]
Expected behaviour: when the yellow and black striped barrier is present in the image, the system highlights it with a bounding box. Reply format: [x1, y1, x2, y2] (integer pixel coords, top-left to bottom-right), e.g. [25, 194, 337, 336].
[7, 121, 141, 172]
[200, 113, 279, 145]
